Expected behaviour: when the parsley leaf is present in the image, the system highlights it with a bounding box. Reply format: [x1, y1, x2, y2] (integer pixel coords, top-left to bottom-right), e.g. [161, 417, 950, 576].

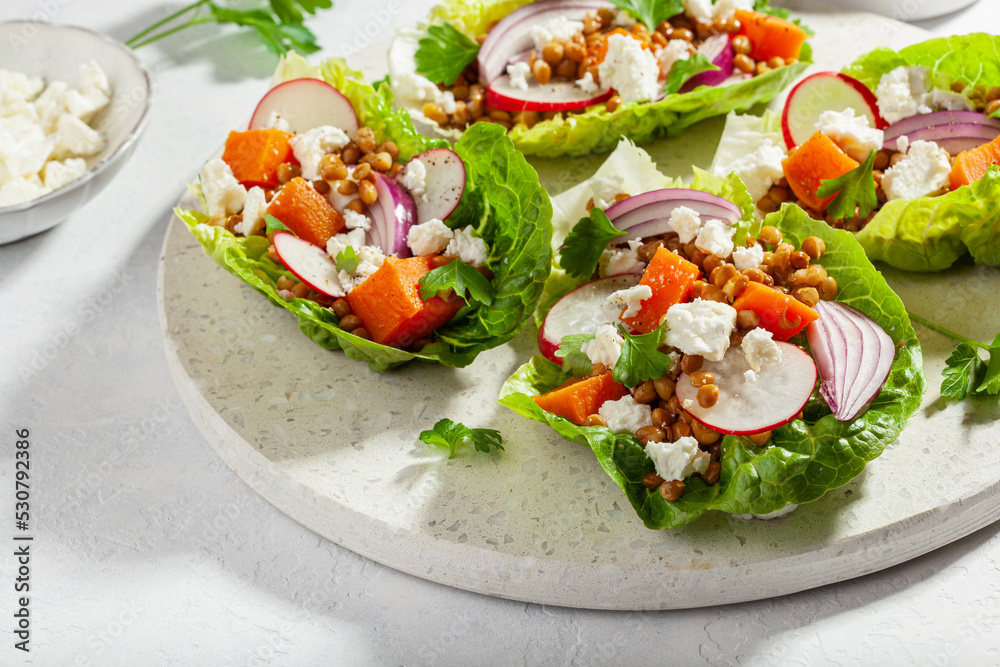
[941, 343, 987, 400]
[335, 246, 358, 273]
[264, 214, 290, 235]
[415, 23, 481, 86]
[559, 208, 626, 278]
[609, 0, 684, 30]
[613, 323, 673, 387]
[816, 149, 878, 221]
[976, 332, 1000, 394]
[556, 334, 597, 375]
[418, 258, 495, 307]
[418, 418, 504, 458]
[662, 53, 720, 95]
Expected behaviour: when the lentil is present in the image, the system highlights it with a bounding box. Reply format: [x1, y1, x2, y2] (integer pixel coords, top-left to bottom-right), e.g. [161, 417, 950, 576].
[659, 480, 685, 501]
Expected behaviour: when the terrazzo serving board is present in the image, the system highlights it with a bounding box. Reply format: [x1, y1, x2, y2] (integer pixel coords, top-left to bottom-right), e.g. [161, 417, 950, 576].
[157, 7, 1000, 610]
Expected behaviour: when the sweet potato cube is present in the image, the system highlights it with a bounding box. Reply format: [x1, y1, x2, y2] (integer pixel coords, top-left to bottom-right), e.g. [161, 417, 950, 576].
[266, 177, 344, 248]
[532, 372, 630, 425]
[621, 246, 701, 334]
[951, 134, 1000, 190]
[782, 132, 859, 213]
[735, 10, 809, 62]
[222, 129, 297, 188]
[346, 256, 463, 348]
[731, 281, 819, 341]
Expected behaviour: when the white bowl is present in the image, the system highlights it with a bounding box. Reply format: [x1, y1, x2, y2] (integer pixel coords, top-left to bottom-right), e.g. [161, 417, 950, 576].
[0, 21, 152, 244]
[810, 0, 978, 21]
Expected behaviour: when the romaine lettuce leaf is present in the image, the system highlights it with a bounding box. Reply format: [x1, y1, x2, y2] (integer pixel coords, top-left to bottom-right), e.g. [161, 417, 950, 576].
[500, 203, 924, 529]
[414, 0, 811, 157]
[179, 58, 552, 372]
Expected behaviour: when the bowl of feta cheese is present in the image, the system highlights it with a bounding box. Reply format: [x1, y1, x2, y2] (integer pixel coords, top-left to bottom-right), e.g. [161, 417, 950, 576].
[0, 21, 152, 244]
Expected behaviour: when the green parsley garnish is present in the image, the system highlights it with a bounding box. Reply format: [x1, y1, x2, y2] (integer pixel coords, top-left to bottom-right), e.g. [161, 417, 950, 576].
[613, 323, 673, 388]
[559, 208, 626, 279]
[335, 246, 358, 273]
[609, 0, 684, 31]
[418, 258, 495, 307]
[414, 23, 481, 86]
[816, 149, 879, 221]
[555, 334, 598, 375]
[908, 312, 1000, 400]
[419, 418, 504, 458]
[662, 53, 720, 95]
[264, 214, 291, 235]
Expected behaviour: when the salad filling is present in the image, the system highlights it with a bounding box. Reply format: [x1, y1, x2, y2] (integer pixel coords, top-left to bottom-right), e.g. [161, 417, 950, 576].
[177, 56, 552, 372]
[500, 142, 924, 528]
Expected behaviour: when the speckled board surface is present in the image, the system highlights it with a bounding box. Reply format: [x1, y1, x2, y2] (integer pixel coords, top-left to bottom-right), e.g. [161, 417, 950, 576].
[158, 8, 1000, 610]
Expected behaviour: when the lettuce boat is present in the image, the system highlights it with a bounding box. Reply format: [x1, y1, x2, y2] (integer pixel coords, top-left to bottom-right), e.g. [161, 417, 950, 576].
[499, 142, 924, 529]
[389, 0, 812, 157]
[176, 56, 553, 373]
[713, 33, 1000, 273]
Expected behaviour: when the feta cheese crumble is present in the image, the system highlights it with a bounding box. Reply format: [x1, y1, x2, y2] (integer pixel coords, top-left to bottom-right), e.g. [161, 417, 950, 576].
[695, 219, 735, 259]
[290, 125, 350, 180]
[600, 239, 645, 276]
[581, 323, 625, 369]
[234, 186, 266, 237]
[263, 111, 291, 133]
[407, 218, 453, 256]
[325, 229, 387, 295]
[598, 394, 653, 435]
[741, 327, 782, 372]
[668, 205, 702, 243]
[733, 244, 764, 271]
[342, 209, 371, 231]
[644, 436, 710, 482]
[663, 298, 737, 362]
[200, 158, 247, 219]
[930, 88, 973, 112]
[507, 62, 532, 92]
[712, 0, 753, 20]
[875, 66, 933, 124]
[881, 139, 952, 201]
[589, 174, 625, 210]
[575, 71, 599, 95]
[722, 138, 787, 204]
[683, 0, 714, 23]
[400, 159, 427, 200]
[530, 16, 585, 51]
[445, 227, 488, 267]
[815, 108, 884, 162]
[597, 33, 661, 104]
[607, 284, 652, 318]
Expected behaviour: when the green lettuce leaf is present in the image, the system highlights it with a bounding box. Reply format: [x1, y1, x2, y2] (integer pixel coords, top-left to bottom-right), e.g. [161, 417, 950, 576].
[500, 203, 924, 529]
[419, 0, 811, 157]
[179, 57, 552, 372]
[839, 34, 1000, 272]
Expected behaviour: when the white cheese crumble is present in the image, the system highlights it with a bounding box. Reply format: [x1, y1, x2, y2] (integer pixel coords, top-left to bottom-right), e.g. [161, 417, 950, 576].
[598, 394, 653, 435]
[263, 111, 291, 133]
[589, 174, 625, 209]
[644, 436, 710, 482]
[668, 205, 702, 243]
[200, 158, 247, 219]
[597, 33, 661, 104]
[607, 284, 652, 318]
[290, 125, 350, 180]
[529, 16, 584, 51]
[741, 327, 782, 372]
[722, 138, 787, 204]
[324, 229, 386, 295]
[930, 88, 973, 112]
[695, 219, 735, 259]
[712, 0, 753, 20]
[234, 186, 266, 237]
[507, 61, 532, 92]
[815, 108, 884, 162]
[875, 66, 933, 124]
[401, 159, 427, 200]
[895, 134, 910, 156]
[658, 40, 691, 76]
[575, 71, 599, 95]
[581, 323, 625, 369]
[600, 239, 645, 276]
[683, 0, 714, 23]
[446, 227, 488, 267]
[342, 209, 371, 231]
[881, 139, 952, 201]
[41, 158, 87, 192]
[663, 298, 737, 362]
[732, 243, 764, 271]
[407, 218, 453, 256]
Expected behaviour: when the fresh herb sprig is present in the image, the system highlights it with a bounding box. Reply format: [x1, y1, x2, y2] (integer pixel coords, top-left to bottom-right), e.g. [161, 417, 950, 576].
[559, 208, 626, 278]
[419, 418, 504, 458]
[419, 258, 496, 307]
[556, 333, 598, 375]
[614, 323, 673, 387]
[662, 53, 719, 95]
[414, 23, 481, 86]
[908, 312, 1000, 400]
[609, 0, 684, 31]
[816, 149, 878, 221]
[126, 0, 332, 55]
[335, 246, 358, 273]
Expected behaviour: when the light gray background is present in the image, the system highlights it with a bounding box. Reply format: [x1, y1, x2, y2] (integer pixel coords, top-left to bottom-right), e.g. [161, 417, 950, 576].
[1, 0, 998, 664]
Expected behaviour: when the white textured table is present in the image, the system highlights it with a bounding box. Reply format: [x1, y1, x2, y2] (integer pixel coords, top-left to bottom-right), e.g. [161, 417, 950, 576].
[2, 0, 999, 663]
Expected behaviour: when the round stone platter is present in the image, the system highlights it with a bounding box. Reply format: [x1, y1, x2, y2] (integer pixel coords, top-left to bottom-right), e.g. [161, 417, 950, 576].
[158, 7, 1000, 610]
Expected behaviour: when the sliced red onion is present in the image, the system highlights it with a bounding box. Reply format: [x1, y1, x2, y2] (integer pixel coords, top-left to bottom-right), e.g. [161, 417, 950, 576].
[367, 173, 417, 257]
[806, 300, 895, 422]
[680, 34, 734, 93]
[604, 188, 741, 244]
[883, 120, 1000, 155]
[477, 0, 614, 85]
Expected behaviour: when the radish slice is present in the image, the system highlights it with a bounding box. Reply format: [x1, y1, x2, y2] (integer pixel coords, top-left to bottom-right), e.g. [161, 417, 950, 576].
[249, 78, 359, 136]
[367, 173, 417, 257]
[486, 75, 613, 112]
[408, 148, 466, 223]
[539, 274, 640, 363]
[806, 301, 895, 422]
[781, 72, 886, 150]
[680, 34, 734, 93]
[676, 341, 817, 436]
[604, 188, 741, 244]
[883, 111, 1000, 154]
[272, 232, 343, 297]
[477, 0, 614, 85]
